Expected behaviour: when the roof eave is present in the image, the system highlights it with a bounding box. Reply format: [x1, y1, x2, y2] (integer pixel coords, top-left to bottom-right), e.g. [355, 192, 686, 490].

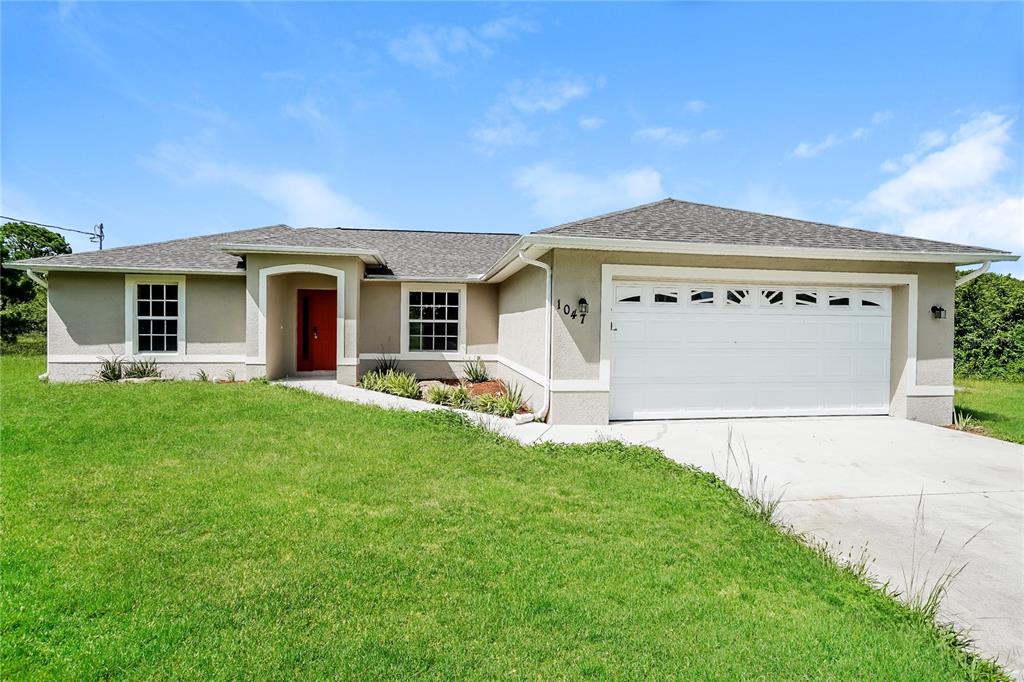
[2, 262, 245, 276]
[218, 243, 386, 265]
[515, 234, 1018, 266]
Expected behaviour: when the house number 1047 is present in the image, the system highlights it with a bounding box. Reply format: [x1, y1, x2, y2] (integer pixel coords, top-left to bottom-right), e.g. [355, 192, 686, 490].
[555, 299, 586, 324]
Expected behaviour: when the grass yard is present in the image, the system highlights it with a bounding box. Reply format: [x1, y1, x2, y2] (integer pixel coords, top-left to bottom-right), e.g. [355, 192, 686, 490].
[954, 379, 1024, 444]
[2, 354, 1005, 680]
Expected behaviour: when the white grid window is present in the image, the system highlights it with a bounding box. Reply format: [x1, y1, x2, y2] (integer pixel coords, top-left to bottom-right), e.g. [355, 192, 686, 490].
[408, 291, 460, 352]
[137, 283, 178, 352]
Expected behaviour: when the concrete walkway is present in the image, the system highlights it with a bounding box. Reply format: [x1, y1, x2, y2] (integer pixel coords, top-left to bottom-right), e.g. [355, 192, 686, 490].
[276, 378, 1023, 676]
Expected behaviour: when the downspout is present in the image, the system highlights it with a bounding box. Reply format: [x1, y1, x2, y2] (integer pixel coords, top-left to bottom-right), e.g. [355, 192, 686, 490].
[25, 269, 48, 289]
[516, 251, 552, 421]
[955, 261, 991, 287]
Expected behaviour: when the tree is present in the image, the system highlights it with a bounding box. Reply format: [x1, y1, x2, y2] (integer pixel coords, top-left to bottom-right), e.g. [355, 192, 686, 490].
[954, 271, 1024, 381]
[1, 222, 72, 341]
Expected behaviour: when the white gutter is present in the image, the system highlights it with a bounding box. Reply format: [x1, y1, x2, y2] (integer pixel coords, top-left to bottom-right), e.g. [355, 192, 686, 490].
[516, 250, 552, 421]
[25, 269, 48, 289]
[955, 260, 991, 287]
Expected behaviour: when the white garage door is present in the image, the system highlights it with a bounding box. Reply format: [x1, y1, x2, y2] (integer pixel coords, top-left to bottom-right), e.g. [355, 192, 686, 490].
[609, 282, 892, 420]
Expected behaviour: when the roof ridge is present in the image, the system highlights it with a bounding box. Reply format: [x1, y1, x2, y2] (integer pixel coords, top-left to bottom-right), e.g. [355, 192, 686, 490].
[533, 198, 675, 234]
[326, 226, 520, 237]
[25, 224, 293, 261]
[661, 198, 999, 252]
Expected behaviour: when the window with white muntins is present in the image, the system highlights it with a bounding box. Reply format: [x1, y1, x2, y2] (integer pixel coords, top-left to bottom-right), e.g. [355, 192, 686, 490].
[407, 289, 462, 352]
[136, 283, 179, 352]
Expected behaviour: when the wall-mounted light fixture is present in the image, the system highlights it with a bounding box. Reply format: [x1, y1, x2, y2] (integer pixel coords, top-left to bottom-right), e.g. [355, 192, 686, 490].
[931, 305, 947, 319]
[578, 298, 589, 315]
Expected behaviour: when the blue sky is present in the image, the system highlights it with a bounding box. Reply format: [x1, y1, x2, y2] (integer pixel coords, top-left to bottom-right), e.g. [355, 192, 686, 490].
[3, 2, 1022, 272]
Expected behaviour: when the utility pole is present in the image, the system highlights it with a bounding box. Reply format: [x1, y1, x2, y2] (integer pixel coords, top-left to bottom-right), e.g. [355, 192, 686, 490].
[94, 223, 105, 250]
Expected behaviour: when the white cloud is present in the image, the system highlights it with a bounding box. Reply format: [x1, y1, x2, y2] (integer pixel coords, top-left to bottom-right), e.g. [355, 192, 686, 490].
[871, 110, 894, 125]
[578, 116, 606, 131]
[861, 112, 1012, 214]
[140, 138, 378, 227]
[852, 112, 1022, 269]
[683, 100, 708, 115]
[470, 122, 537, 153]
[471, 74, 599, 153]
[283, 96, 325, 125]
[791, 110, 895, 159]
[515, 163, 664, 223]
[790, 134, 840, 159]
[633, 126, 692, 146]
[504, 76, 592, 113]
[388, 17, 536, 75]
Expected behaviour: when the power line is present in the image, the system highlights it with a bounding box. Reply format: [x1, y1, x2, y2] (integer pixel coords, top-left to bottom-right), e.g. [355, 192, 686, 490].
[1, 215, 105, 249]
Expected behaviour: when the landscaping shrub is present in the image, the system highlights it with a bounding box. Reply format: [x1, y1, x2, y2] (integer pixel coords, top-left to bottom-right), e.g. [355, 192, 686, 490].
[95, 356, 124, 382]
[446, 385, 475, 409]
[372, 353, 400, 374]
[462, 356, 489, 383]
[489, 381, 527, 417]
[955, 272, 1024, 381]
[360, 369, 421, 399]
[474, 392, 501, 414]
[424, 384, 453, 404]
[124, 359, 162, 379]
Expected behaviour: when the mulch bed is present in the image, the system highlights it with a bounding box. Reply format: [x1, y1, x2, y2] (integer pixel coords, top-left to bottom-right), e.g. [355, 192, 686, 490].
[433, 378, 507, 397]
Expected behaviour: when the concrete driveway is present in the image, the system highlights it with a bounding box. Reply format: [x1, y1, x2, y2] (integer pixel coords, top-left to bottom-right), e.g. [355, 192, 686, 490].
[535, 417, 1023, 676]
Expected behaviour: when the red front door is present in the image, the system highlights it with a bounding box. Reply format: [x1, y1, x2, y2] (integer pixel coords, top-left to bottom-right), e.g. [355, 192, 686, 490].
[297, 289, 337, 371]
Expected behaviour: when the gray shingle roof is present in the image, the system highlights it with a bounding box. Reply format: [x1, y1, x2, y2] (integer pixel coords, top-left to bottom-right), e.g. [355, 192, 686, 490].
[6, 198, 1011, 278]
[9, 224, 520, 279]
[534, 198, 1011, 255]
[9, 225, 292, 274]
[235, 228, 521, 279]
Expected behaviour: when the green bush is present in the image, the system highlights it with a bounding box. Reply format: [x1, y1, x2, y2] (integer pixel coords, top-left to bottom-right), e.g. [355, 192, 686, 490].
[488, 381, 527, 418]
[360, 369, 421, 399]
[955, 272, 1024, 381]
[462, 357, 489, 383]
[424, 384, 453, 404]
[446, 385, 475, 409]
[96, 356, 124, 382]
[124, 359, 162, 379]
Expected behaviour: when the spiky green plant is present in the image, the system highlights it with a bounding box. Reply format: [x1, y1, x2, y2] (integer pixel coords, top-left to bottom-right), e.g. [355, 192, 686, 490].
[194, 369, 210, 382]
[446, 385, 475, 409]
[424, 384, 453, 404]
[462, 357, 489, 383]
[474, 393, 501, 414]
[124, 359, 162, 379]
[373, 354, 401, 374]
[95, 356, 124, 382]
[489, 381, 526, 417]
[380, 370, 421, 399]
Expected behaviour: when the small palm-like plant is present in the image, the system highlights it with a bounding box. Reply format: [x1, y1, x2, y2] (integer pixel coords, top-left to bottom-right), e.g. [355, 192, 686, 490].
[373, 354, 401, 374]
[446, 385, 475, 409]
[380, 370, 421, 399]
[124, 359, 161, 379]
[462, 357, 489, 383]
[424, 384, 453, 404]
[488, 381, 526, 417]
[474, 393, 501, 414]
[951, 410, 974, 432]
[95, 356, 124, 382]
[194, 369, 210, 382]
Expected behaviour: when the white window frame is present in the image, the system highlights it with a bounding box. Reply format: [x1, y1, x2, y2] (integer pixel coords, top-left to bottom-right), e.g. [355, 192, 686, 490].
[124, 274, 185, 358]
[399, 282, 467, 359]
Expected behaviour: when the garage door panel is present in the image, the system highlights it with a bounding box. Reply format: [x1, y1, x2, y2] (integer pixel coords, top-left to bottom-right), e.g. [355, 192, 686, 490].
[609, 282, 892, 420]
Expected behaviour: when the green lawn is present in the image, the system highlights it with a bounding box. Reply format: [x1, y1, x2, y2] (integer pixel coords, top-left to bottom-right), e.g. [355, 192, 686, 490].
[955, 379, 1024, 444]
[2, 354, 1004, 680]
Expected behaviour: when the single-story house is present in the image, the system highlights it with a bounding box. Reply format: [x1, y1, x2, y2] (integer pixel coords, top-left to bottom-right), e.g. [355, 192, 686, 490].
[6, 198, 1017, 425]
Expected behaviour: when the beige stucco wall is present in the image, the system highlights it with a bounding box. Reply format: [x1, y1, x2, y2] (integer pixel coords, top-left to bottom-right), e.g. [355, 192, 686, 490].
[47, 271, 126, 358]
[244, 254, 363, 382]
[497, 258, 548, 377]
[264, 272, 337, 378]
[45, 271, 246, 382]
[185, 275, 246, 356]
[541, 248, 956, 425]
[358, 282, 500, 357]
